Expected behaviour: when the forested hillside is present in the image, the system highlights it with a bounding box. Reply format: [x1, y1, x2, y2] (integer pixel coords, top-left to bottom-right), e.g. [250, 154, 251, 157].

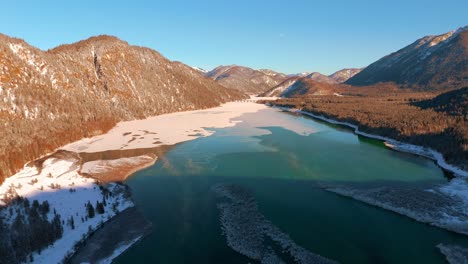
[0, 34, 246, 183]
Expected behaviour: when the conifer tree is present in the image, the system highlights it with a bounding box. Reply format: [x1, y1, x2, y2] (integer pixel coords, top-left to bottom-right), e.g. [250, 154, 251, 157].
[86, 202, 95, 218]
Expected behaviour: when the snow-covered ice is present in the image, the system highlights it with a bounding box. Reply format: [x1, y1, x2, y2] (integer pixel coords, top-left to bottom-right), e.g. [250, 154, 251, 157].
[437, 243, 468, 264]
[326, 181, 468, 235]
[62, 99, 309, 154]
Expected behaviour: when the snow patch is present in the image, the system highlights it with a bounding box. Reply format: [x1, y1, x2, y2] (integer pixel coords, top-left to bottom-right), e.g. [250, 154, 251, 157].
[190, 66, 207, 74]
[8, 43, 59, 88]
[62, 100, 267, 153]
[263, 79, 298, 97]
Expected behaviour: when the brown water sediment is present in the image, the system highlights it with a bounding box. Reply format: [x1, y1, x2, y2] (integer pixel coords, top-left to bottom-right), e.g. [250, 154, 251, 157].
[25, 145, 177, 183]
[78, 145, 175, 163]
[77, 145, 176, 183]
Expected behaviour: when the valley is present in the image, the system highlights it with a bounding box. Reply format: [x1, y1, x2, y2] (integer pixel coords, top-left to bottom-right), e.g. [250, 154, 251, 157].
[0, 19, 467, 264]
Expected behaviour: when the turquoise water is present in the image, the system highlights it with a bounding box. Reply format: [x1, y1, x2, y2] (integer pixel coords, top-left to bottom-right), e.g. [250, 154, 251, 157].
[115, 109, 468, 263]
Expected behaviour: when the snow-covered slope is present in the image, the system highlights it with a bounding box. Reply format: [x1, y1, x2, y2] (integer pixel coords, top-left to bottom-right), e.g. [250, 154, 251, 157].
[328, 68, 362, 83]
[0, 152, 133, 263]
[261, 72, 342, 97]
[260, 77, 300, 97]
[190, 66, 208, 74]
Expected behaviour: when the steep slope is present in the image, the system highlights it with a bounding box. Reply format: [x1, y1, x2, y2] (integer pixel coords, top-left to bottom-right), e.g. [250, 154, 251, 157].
[261, 73, 341, 97]
[346, 27, 468, 90]
[205, 65, 287, 94]
[0, 34, 245, 182]
[260, 76, 301, 97]
[329, 68, 362, 83]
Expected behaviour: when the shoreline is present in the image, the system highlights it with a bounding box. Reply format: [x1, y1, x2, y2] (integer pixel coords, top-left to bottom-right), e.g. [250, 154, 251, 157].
[0, 100, 269, 263]
[274, 106, 468, 178]
[3, 100, 465, 263]
[79, 153, 158, 183]
[0, 150, 135, 263]
[66, 206, 152, 264]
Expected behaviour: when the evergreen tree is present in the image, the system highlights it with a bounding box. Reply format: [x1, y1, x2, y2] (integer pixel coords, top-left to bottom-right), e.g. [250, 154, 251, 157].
[23, 198, 30, 208]
[96, 201, 105, 214]
[70, 216, 75, 230]
[86, 202, 95, 218]
[39, 200, 50, 215]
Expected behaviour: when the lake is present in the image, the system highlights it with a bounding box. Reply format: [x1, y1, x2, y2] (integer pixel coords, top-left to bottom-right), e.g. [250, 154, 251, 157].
[115, 107, 468, 263]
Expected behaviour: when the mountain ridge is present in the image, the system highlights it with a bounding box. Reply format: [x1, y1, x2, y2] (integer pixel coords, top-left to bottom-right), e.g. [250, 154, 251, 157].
[346, 26, 468, 89]
[329, 68, 362, 83]
[205, 65, 288, 94]
[0, 33, 246, 182]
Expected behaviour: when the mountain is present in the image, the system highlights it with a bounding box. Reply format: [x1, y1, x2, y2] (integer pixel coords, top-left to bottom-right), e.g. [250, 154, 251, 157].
[259, 69, 287, 79]
[261, 72, 340, 97]
[287, 72, 311, 77]
[346, 26, 468, 89]
[306, 72, 338, 84]
[280, 78, 339, 97]
[205, 65, 287, 94]
[329, 68, 362, 83]
[260, 76, 301, 97]
[261, 76, 340, 98]
[191, 66, 208, 74]
[0, 34, 245, 182]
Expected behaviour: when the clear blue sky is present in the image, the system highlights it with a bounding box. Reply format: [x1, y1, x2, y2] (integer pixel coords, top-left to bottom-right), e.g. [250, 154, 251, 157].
[1, 0, 467, 74]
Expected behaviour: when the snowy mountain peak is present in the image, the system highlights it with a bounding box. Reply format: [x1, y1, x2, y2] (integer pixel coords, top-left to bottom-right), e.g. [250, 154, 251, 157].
[191, 66, 208, 74]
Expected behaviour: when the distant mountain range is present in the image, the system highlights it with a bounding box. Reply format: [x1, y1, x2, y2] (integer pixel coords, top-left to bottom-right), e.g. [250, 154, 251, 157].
[205, 65, 360, 95]
[205, 65, 287, 94]
[0, 34, 244, 181]
[263, 26, 468, 97]
[346, 26, 468, 89]
[260, 68, 360, 97]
